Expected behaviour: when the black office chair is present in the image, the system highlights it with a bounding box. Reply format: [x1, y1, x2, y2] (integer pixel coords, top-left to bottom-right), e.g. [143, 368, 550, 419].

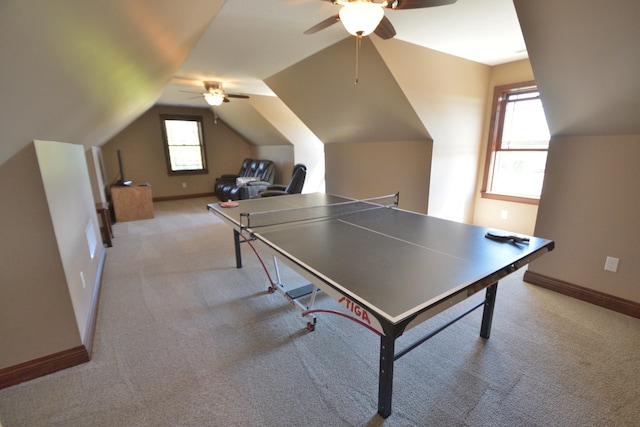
[256, 164, 306, 197]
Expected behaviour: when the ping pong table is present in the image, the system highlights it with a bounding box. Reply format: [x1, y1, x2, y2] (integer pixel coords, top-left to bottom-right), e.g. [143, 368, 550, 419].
[207, 193, 554, 418]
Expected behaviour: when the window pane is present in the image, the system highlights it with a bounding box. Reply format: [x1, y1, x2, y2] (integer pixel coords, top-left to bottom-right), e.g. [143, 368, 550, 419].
[501, 96, 550, 150]
[168, 145, 203, 170]
[165, 120, 200, 146]
[161, 116, 206, 173]
[491, 151, 548, 198]
[507, 91, 538, 101]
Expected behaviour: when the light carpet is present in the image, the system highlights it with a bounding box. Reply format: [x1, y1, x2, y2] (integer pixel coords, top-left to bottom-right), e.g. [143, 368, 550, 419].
[1, 197, 639, 426]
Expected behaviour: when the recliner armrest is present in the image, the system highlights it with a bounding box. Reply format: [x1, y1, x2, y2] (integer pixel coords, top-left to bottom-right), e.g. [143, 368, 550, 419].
[236, 181, 271, 199]
[265, 184, 287, 191]
[247, 180, 272, 187]
[217, 174, 239, 181]
[256, 189, 289, 198]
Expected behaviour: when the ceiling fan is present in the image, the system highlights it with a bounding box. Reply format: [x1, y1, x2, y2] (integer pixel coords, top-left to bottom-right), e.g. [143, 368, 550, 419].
[181, 81, 249, 106]
[304, 0, 458, 39]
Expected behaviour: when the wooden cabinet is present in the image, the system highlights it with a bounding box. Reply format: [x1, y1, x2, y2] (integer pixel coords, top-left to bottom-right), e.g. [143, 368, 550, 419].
[111, 184, 154, 222]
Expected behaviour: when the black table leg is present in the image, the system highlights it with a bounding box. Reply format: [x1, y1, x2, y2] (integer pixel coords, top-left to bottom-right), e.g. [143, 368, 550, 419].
[378, 334, 395, 418]
[480, 282, 498, 338]
[233, 229, 242, 268]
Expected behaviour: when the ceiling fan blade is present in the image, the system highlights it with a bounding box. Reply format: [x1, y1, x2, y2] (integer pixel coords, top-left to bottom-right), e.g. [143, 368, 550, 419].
[304, 14, 340, 34]
[388, 0, 457, 10]
[374, 16, 396, 39]
[227, 94, 250, 99]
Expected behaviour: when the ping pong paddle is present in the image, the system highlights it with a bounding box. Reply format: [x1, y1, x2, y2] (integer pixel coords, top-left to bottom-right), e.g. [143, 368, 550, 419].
[219, 200, 239, 208]
[485, 232, 529, 244]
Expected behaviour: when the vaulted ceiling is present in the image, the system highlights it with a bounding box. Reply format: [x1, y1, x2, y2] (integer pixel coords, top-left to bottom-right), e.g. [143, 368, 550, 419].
[514, 0, 640, 136]
[155, 0, 528, 146]
[1, 0, 638, 167]
[156, 0, 640, 146]
[0, 0, 224, 165]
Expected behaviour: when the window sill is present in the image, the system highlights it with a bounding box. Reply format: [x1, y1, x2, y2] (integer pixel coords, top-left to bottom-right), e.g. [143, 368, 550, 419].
[167, 169, 209, 176]
[481, 191, 540, 205]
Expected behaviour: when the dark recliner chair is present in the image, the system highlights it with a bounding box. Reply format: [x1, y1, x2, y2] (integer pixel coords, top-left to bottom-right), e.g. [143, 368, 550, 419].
[256, 164, 306, 197]
[214, 158, 252, 199]
[215, 159, 276, 201]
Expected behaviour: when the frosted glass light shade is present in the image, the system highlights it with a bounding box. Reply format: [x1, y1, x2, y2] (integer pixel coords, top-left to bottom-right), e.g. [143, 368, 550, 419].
[339, 2, 385, 36]
[203, 93, 225, 106]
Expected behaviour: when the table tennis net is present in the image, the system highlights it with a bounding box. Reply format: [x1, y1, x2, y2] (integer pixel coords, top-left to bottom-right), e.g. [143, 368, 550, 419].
[240, 193, 399, 229]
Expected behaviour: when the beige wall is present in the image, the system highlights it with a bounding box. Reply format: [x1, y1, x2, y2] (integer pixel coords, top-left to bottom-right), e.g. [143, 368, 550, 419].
[325, 140, 432, 214]
[252, 145, 295, 185]
[372, 38, 490, 223]
[266, 38, 432, 211]
[102, 105, 255, 199]
[35, 140, 104, 343]
[0, 0, 223, 374]
[86, 147, 108, 204]
[267, 36, 492, 219]
[245, 96, 326, 194]
[472, 59, 539, 235]
[0, 143, 84, 369]
[529, 135, 640, 303]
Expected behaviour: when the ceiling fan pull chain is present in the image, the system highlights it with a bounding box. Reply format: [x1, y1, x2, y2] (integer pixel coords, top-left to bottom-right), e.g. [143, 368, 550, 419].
[355, 34, 362, 84]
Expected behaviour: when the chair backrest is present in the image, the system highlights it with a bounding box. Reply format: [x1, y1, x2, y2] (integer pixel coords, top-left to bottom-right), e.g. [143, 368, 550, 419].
[239, 159, 275, 183]
[290, 163, 306, 178]
[255, 160, 275, 183]
[237, 158, 253, 176]
[285, 164, 306, 194]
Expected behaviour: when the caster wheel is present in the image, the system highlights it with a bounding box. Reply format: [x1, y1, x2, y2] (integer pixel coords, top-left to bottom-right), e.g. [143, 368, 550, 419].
[306, 322, 315, 332]
[268, 286, 275, 294]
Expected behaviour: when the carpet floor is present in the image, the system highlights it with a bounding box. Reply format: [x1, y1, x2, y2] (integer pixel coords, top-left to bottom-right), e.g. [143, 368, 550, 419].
[1, 197, 639, 426]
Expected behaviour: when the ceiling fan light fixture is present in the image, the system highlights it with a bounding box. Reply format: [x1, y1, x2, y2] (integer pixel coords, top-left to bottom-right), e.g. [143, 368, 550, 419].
[338, 1, 385, 36]
[203, 92, 225, 106]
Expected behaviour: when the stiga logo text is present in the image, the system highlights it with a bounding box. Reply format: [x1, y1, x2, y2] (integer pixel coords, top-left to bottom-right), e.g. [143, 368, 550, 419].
[338, 297, 371, 325]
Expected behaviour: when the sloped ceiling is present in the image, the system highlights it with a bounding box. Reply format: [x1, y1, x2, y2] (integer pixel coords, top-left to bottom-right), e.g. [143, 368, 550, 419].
[266, 37, 430, 144]
[207, 97, 292, 146]
[3, 0, 638, 170]
[514, 0, 640, 136]
[0, 0, 223, 165]
[156, 0, 527, 146]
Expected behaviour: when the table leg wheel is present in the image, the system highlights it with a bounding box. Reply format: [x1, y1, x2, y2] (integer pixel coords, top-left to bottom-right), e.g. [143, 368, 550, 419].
[306, 322, 315, 332]
[267, 286, 275, 294]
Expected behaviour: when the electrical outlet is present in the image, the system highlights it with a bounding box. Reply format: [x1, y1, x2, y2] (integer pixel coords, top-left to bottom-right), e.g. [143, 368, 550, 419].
[182, 182, 187, 188]
[604, 256, 619, 273]
[500, 209, 508, 220]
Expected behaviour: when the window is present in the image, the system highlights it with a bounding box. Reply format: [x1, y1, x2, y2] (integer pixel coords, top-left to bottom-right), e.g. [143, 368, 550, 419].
[160, 115, 208, 175]
[481, 81, 550, 204]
